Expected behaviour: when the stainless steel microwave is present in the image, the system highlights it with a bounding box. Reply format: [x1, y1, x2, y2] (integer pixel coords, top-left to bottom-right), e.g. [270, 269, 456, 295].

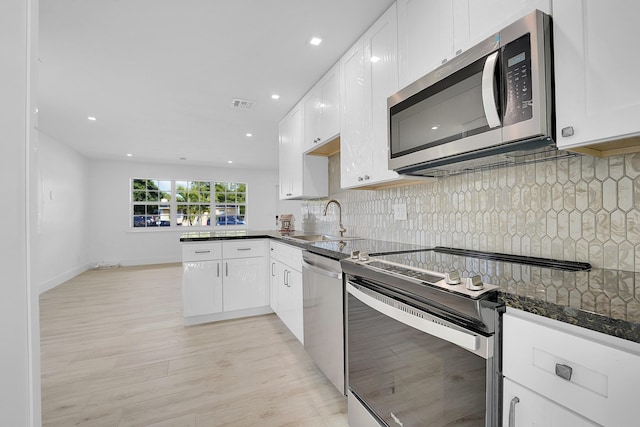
[388, 10, 556, 177]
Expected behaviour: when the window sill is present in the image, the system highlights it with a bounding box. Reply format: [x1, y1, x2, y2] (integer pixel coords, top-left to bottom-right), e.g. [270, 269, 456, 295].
[128, 225, 249, 233]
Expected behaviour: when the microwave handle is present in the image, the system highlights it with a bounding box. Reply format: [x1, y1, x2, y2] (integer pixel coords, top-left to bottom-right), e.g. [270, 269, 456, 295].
[481, 51, 501, 129]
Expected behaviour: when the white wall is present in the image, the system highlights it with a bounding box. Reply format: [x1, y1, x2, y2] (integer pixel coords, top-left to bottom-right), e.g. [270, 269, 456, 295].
[0, 0, 40, 425]
[88, 159, 279, 266]
[33, 132, 91, 293]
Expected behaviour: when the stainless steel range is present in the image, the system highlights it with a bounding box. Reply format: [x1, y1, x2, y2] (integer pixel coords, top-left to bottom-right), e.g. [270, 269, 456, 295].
[342, 249, 502, 427]
[342, 247, 591, 427]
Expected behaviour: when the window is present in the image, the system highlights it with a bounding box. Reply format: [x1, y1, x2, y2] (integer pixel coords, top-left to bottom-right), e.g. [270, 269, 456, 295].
[131, 179, 247, 228]
[176, 181, 210, 227]
[214, 182, 246, 225]
[132, 179, 172, 228]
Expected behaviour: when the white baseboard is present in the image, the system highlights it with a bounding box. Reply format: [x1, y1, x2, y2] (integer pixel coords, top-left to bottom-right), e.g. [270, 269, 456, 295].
[38, 262, 94, 294]
[118, 256, 181, 267]
[184, 306, 274, 325]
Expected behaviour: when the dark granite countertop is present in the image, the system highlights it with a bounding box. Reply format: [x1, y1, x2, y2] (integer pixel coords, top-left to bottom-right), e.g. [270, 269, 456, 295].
[180, 231, 640, 344]
[375, 249, 640, 344]
[179, 230, 431, 259]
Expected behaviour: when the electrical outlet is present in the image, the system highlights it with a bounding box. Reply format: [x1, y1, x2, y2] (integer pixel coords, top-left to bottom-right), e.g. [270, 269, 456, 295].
[393, 203, 407, 221]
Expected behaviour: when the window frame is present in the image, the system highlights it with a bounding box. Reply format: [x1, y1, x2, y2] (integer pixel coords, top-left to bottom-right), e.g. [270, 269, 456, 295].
[130, 178, 248, 230]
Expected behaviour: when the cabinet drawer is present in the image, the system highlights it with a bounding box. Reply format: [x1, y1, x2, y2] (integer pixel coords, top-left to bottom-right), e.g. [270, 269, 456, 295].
[223, 239, 267, 259]
[503, 310, 640, 426]
[272, 242, 303, 270]
[182, 242, 222, 262]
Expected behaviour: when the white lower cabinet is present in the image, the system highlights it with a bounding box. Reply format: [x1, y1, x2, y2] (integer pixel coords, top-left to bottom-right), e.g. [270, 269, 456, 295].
[182, 260, 223, 317]
[270, 241, 304, 344]
[503, 309, 640, 427]
[503, 378, 598, 426]
[181, 239, 270, 324]
[223, 257, 269, 312]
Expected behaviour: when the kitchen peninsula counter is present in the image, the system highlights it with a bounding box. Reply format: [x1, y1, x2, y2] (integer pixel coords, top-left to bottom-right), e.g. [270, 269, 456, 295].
[180, 231, 640, 344]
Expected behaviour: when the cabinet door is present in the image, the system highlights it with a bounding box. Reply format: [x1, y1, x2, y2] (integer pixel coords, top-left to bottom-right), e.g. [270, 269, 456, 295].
[223, 257, 269, 312]
[276, 264, 293, 336]
[340, 37, 371, 189]
[554, 0, 640, 149]
[303, 87, 321, 152]
[287, 268, 304, 344]
[269, 254, 281, 316]
[182, 261, 223, 317]
[303, 63, 340, 153]
[275, 265, 304, 344]
[397, 0, 454, 88]
[364, 3, 400, 184]
[453, 0, 551, 53]
[278, 103, 304, 199]
[320, 63, 340, 144]
[503, 378, 599, 426]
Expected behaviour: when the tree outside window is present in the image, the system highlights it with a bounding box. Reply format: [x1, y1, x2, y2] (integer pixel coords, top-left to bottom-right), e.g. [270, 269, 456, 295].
[176, 181, 211, 227]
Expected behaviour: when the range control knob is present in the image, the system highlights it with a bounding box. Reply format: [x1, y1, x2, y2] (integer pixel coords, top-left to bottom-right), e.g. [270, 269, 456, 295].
[358, 252, 370, 261]
[464, 275, 484, 291]
[350, 250, 360, 260]
[444, 271, 461, 285]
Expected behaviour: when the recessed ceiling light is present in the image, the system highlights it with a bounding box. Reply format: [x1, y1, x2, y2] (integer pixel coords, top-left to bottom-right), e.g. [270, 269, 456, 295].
[227, 160, 233, 164]
[271, 94, 280, 100]
[370, 56, 381, 63]
[432, 125, 439, 130]
[126, 153, 133, 157]
[246, 133, 253, 137]
[88, 116, 97, 121]
[309, 37, 322, 46]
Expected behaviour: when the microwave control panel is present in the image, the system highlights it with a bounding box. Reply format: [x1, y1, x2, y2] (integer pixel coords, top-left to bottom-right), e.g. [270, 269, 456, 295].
[502, 33, 532, 126]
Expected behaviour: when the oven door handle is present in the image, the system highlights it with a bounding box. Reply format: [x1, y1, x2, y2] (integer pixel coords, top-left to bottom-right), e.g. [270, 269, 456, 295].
[348, 282, 487, 357]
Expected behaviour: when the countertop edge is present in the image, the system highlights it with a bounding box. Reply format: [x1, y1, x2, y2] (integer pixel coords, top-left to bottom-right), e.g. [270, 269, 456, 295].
[498, 292, 640, 344]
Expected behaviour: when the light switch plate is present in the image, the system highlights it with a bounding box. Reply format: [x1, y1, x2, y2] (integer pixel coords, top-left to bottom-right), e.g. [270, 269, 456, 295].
[393, 203, 407, 221]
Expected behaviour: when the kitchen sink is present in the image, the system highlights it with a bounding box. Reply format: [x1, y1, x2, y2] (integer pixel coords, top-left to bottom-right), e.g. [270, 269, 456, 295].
[287, 234, 363, 242]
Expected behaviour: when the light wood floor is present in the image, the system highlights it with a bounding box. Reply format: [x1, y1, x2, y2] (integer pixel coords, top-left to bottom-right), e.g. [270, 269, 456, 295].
[40, 263, 348, 427]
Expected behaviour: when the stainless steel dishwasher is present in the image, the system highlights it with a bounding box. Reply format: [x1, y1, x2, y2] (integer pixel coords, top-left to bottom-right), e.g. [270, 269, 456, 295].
[302, 251, 345, 395]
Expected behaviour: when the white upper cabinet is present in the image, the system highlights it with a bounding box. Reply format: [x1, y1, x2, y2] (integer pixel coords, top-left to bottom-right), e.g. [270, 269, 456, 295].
[364, 4, 401, 185]
[341, 4, 405, 189]
[454, 0, 551, 53]
[278, 102, 328, 200]
[554, 0, 640, 152]
[340, 36, 369, 189]
[397, 0, 455, 89]
[303, 62, 340, 153]
[397, 0, 551, 89]
[278, 103, 303, 199]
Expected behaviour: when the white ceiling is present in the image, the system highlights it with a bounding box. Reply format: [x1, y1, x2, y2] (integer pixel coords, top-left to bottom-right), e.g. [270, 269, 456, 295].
[38, 0, 395, 170]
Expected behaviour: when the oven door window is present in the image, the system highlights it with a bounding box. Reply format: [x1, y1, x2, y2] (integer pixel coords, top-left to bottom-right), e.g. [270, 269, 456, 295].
[389, 54, 499, 159]
[348, 293, 487, 426]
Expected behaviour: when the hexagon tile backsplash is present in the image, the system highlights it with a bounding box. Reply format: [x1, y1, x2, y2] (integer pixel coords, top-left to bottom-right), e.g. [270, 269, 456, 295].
[303, 152, 640, 272]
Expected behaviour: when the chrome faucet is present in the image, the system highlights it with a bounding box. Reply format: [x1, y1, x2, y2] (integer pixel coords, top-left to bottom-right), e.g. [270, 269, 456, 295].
[323, 199, 347, 237]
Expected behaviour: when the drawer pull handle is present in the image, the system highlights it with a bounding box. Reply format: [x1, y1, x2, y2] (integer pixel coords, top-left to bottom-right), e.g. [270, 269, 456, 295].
[194, 250, 211, 254]
[555, 363, 573, 381]
[236, 248, 252, 251]
[508, 396, 519, 427]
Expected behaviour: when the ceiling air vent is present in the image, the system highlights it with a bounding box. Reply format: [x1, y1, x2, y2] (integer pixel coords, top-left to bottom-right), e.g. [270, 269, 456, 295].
[230, 98, 256, 110]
